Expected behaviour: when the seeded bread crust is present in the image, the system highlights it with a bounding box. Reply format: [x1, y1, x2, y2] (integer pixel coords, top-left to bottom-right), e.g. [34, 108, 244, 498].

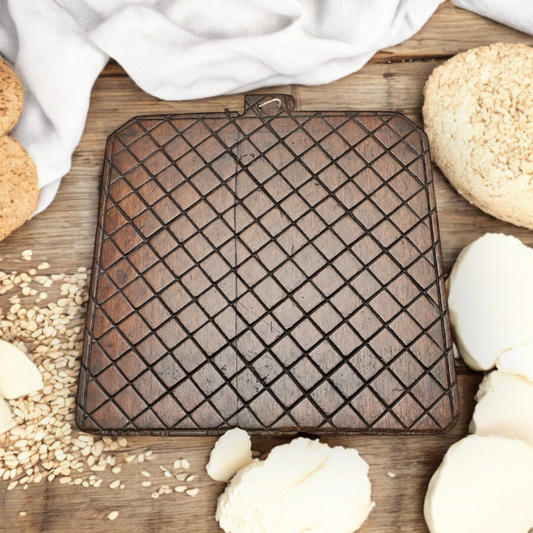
[0, 137, 39, 241]
[0, 58, 24, 136]
[423, 43, 533, 229]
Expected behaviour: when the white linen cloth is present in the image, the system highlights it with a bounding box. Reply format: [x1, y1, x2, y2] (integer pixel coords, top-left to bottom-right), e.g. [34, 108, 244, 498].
[0, 0, 445, 215]
[453, 0, 533, 36]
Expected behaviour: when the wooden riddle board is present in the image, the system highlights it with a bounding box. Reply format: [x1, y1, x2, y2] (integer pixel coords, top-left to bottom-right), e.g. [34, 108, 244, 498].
[76, 94, 458, 436]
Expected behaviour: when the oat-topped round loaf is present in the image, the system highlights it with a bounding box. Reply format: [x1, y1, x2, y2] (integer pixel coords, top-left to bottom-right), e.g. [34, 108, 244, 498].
[0, 57, 24, 136]
[423, 43, 533, 229]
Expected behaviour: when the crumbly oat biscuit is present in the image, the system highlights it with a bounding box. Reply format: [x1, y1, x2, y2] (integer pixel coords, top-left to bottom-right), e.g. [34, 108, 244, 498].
[0, 58, 24, 136]
[0, 137, 39, 241]
[0, 58, 38, 240]
[423, 43, 533, 229]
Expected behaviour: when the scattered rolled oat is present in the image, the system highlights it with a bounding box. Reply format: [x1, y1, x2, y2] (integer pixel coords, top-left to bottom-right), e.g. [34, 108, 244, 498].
[0, 260, 199, 503]
[159, 485, 172, 495]
[18, 511, 27, 517]
[0, 264, 141, 491]
[387, 472, 396, 478]
[186, 488, 199, 497]
[108, 511, 119, 521]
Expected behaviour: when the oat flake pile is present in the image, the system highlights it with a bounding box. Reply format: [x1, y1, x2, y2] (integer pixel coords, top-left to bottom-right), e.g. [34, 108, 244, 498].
[0, 254, 199, 504]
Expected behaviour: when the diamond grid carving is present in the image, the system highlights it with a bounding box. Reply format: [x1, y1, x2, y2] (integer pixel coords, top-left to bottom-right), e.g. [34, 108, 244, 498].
[78, 96, 457, 436]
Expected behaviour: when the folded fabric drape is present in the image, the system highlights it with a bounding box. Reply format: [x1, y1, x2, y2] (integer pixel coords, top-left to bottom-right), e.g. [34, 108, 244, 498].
[0, 0, 444, 215]
[453, 0, 533, 37]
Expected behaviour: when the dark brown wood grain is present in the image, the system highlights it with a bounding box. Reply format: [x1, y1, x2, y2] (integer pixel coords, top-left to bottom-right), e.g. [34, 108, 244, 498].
[77, 95, 457, 436]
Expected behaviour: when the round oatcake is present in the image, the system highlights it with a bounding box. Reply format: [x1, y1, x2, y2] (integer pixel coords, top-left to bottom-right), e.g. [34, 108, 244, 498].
[423, 43, 533, 229]
[0, 137, 39, 241]
[0, 58, 24, 136]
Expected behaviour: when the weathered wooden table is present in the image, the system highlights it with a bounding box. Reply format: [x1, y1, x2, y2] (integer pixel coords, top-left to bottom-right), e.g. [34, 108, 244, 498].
[2, 2, 533, 531]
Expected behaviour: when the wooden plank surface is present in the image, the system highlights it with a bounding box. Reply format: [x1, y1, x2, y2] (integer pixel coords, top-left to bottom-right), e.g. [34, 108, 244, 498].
[1, 1, 532, 531]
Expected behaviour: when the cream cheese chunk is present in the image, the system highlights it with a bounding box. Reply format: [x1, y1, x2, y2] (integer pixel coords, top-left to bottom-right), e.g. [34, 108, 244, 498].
[0, 339, 43, 399]
[424, 435, 533, 533]
[206, 428, 253, 482]
[0, 396, 13, 435]
[216, 437, 374, 533]
[448, 233, 533, 371]
[470, 370, 533, 447]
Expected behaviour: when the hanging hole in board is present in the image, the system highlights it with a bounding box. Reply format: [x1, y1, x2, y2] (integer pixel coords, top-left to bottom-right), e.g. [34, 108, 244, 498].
[258, 97, 283, 109]
[257, 96, 293, 116]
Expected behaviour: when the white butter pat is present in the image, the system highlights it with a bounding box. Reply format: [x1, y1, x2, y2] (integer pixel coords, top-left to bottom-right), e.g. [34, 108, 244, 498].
[0, 396, 13, 435]
[496, 344, 533, 383]
[0, 339, 43, 399]
[448, 233, 533, 371]
[470, 370, 533, 447]
[206, 428, 252, 482]
[216, 437, 374, 533]
[424, 435, 533, 533]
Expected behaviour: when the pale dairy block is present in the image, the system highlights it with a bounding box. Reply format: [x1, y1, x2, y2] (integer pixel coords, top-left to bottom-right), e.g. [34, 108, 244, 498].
[470, 370, 533, 447]
[496, 344, 533, 383]
[448, 233, 533, 371]
[0, 339, 43, 399]
[216, 437, 374, 533]
[0, 396, 13, 435]
[424, 435, 533, 533]
[206, 428, 253, 482]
